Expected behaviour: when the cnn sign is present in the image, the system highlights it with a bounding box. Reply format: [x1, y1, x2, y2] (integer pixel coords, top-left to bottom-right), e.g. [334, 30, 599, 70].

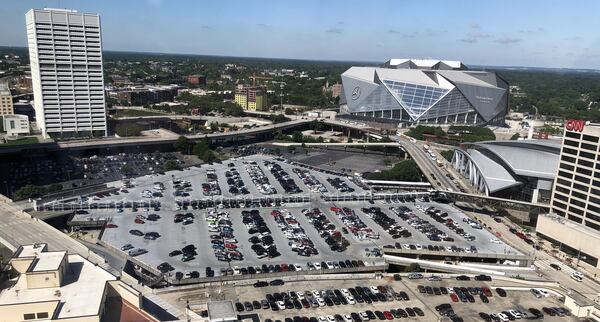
[565, 119, 585, 132]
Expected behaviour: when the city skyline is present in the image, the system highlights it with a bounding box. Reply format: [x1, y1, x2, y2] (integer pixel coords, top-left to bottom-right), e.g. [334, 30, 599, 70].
[0, 0, 599, 69]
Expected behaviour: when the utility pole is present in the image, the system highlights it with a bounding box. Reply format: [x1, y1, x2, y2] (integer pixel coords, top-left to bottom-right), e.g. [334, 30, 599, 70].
[279, 82, 285, 111]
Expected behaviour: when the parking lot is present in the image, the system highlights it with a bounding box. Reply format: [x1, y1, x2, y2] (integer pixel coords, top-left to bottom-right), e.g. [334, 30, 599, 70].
[187, 275, 576, 322]
[69, 155, 518, 281]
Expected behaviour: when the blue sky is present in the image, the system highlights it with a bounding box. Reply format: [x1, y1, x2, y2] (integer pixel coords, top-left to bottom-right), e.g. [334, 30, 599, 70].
[1, 0, 598, 69]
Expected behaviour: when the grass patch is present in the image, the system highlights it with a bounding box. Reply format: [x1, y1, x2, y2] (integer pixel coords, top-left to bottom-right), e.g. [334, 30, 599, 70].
[2, 136, 39, 146]
[113, 109, 166, 118]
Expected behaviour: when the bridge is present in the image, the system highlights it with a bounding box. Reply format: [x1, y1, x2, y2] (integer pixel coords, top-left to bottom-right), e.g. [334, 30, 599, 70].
[0, 118, 310, 154]
[438, 190, 551, 214]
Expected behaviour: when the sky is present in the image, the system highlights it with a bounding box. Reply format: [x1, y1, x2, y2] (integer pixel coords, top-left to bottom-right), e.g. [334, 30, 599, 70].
[0, 0, 599, 69]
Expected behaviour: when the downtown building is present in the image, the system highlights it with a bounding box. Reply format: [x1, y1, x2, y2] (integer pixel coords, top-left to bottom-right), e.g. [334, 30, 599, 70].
[537, 120, 600, 268]
[339, 59, 509, 126]
[26, 8, 107, 138]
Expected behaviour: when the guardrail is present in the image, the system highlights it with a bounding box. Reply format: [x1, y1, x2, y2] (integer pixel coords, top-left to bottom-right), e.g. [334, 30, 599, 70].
[167, 264, 388, 286]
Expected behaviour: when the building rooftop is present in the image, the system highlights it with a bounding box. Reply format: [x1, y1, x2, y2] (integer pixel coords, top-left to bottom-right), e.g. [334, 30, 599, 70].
[466, 149, 521, 193]
[0, 83, 10, 96]
[15, 243, 48, 258]
[0, 254, 116, 319]
[30, 251, 66, 272]
[207, 300, 237, 322]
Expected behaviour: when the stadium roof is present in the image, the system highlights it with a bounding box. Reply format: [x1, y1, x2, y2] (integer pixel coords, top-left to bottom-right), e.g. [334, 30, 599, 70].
[466, 149, 521, 193]
[383, 58, 466, 70]
[471, 140, 561, 180]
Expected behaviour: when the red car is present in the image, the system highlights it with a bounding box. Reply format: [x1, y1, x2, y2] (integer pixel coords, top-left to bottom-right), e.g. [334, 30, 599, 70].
[383, 311, 393, 320]
[450, 293, 459, 302]
[224, 243, 238, 249]
[134, 218, 145, 224]
[482, 287, 493, 297]
[105, 223, 118, 228]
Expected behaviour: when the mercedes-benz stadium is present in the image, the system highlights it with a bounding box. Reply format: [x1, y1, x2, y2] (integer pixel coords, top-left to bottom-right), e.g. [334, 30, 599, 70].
[339, 59, 509, 126]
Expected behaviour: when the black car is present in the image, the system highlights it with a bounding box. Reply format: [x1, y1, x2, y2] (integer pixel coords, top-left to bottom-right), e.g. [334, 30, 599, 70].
[529, 308, 543, 318]
[374, 311, 385, 320]
[235, 302, 245, 312]
[269, 279, 285, 286]
[479, 294, 489, 303]
[254, 281, 269, 288]
[455, 275, 471, 281]
[496, 288, 507, 297]
[478, 312, 491, 322]
[474, 274, 492, 281]
[169, 250, 182, 257]
[413, 307, 424, 316]
[550, 263, 561, 270]
[129, 229, 143, 236]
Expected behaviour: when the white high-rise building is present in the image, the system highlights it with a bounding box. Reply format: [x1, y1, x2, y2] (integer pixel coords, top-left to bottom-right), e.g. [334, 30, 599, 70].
[26, 8, 107, 138]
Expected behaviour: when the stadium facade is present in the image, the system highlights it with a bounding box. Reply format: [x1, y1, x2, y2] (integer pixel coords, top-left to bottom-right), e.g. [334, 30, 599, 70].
[451, 140, 561, 203]
[339, 59, 509, 126]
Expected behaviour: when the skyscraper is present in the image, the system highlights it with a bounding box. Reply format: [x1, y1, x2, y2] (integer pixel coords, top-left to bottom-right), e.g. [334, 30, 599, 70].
[0, 83, 13, 116]
[536, 120, 600, 268]
[26, 8, 107, 138]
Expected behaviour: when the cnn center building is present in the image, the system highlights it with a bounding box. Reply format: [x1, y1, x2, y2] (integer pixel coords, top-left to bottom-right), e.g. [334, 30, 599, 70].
[339, 59, 509, 126]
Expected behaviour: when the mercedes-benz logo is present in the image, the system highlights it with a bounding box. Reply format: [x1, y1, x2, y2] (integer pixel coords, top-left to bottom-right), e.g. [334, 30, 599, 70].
[351, 86, 361, 100]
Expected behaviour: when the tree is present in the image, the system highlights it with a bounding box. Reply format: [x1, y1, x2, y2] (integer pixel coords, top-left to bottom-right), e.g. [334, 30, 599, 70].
[510, 133, 520, 140]
[12, 185, 47, 200]
[404, 263, 421, 273]
[347, 137, 353, 143]
[440, 150, 454, 162]
[210, 122, 219, 131]
[272, 114, 288, 124]
[121, 164, 133, 175]
[163, 160, 180, 171]
[174, 136, 192, 154]
[284, 108, 294, 115]
[366, 159, 422, 182]
[291, 131, 304, 143]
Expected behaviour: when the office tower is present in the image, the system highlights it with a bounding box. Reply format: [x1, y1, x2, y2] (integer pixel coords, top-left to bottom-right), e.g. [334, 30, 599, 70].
[537, 120, 600, 267]
[0, 83, 14, 115]
[26, 8, 107, 138]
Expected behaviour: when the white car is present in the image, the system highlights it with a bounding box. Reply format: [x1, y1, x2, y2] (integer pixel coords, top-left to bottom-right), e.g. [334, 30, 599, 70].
[317, 298, 325, 307]
[370, 286, 379, 293]
[346, 295, 356, 305]
[490, 238, 502, 244]
[496, 313, 509, 322]
[327, 316, 336, 322]
[342, 315, 353, 322]
[359, 311, 369, 321]
[312, 290, 321, 298]
[507, 310, 521, 319]
[318, 317, 327, 322]
[277, 301, 286, 310]
[571, 272, 584, 282]
[293, 264, 302, 271]
[313, 262, 322, 270]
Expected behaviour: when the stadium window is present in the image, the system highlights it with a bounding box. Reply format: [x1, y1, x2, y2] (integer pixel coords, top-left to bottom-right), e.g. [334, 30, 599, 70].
[23, 314, 35, 320]
[37, 313, 49, 319]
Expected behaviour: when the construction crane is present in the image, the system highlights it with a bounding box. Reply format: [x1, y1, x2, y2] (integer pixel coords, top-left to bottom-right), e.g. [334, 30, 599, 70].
[249, 72, 272, 86]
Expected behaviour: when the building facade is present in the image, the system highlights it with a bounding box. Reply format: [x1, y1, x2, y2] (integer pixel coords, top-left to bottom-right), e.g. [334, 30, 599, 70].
[26, 8, 107, 138]
[3, 114, 30, 136]
[186, 74, 206, 85]
[114, 85, 178, 106]
[234, 85, 266, 111]
[339, 59, 509, 127]
[0, 83, 14, 115]
[536, 120, 600, 268]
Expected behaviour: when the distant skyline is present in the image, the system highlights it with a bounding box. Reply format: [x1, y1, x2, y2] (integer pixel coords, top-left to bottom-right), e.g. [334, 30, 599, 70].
[1, 0, 599, 69]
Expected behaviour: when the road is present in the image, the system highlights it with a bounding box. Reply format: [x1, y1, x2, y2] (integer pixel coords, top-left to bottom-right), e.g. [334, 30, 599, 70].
[395, 135, 459, 191]
[471, 210, 600, 297]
